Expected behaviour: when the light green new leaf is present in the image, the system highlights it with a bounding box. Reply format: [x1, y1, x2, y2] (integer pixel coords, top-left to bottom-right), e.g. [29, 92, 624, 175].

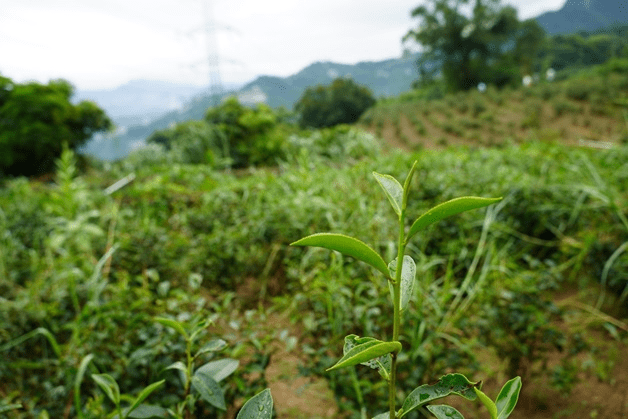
[474, 387, 498, 419]
[154, 317, 188, 340]
[402, 160, 419, 209]
[388, 255, 416, 311]
[372, 413, 389, 419]
[399, 374, 478, 418]
[236, 388, 273, 419]
[407, 197, 502, 243]
[495, 377, 522, 419]
[426, 405, 465, 419]
[327, 335, 401, 372]
[291, 233, 389, 278]
[92, 373, 120, 405]
[191, 370, 226, 410]
[127, 380, 165, 416]
[196, 358, 239, 382]
[373, 171, 404, 216]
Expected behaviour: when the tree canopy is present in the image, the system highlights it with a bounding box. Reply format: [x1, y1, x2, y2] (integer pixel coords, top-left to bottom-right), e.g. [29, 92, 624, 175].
[0, 75, 111, 177]
[404, 0, 545, 91]
[294, 78, 376, 129]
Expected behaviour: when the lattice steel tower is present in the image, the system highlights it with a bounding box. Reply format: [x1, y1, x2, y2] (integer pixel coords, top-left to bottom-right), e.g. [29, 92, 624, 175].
[203, 0, 223, 106]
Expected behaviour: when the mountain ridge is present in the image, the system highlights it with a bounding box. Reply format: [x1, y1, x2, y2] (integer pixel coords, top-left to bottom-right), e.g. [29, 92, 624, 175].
[535, 0, 628, 34]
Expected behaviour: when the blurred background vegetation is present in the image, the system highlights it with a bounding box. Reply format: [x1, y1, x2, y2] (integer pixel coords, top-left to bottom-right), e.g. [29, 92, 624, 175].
[1, 0, 628, 418]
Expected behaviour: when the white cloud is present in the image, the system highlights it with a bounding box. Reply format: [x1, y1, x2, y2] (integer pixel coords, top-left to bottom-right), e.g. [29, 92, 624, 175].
[0, 0, 566, 90]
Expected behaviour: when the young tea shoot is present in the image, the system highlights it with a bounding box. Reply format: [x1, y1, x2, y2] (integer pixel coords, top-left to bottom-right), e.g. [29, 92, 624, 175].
[292, 161, 522, 418]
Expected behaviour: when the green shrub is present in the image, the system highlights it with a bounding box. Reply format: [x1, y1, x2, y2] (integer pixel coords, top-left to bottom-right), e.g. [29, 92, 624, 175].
[295, 78, 376, 129]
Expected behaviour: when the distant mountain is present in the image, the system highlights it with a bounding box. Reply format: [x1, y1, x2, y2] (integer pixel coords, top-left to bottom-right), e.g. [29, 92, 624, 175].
[535, 0, 628, 34]
[82, 55, 420, 160]
[238, 55, 420, 109]
[75, 80, 212, 122]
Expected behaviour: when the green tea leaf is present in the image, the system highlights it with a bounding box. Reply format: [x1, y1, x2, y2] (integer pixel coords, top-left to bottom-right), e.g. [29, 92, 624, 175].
[342, 335, 390, 374]
[399, 374, 478, 418]
[196, 358, 239, 382]
[388, 255, 416, 311]
[236, 388, 273, 419]
[373, 171, 404, 216]
[92, 373, 121, 406]
[195, 339, 227, 358]
[426, 405, 465, 419]
[163, 361, 187, 374]
[154, 317, 188, 340]
[474, 387, 497, 419]
[291, 233, 389, 278]
[0, 404, 22, 413]
[327, 335, 401, 372]
[191, 370, 226, 410]
[495, 377, 522, 419]
[127, 404, 168, 418]
[402, 160, 419, 209]
[407, 197, 502, 243]
[74, 354, 94, 419]
[127, 380, 165, 416]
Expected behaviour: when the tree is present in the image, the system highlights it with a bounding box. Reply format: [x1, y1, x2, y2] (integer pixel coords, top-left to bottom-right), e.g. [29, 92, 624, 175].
[0, 76, 112, 177]
[204, 97, 286, 168]
[404, 0, 545, 91]
[295, 78, 376, 129]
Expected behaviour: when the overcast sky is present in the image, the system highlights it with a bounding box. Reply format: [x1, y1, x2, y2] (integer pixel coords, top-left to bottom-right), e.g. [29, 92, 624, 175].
[1, 0, 566, 91]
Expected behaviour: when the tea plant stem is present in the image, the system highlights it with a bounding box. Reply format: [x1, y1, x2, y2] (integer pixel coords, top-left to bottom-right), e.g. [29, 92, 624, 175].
[389, 211, 406, 419]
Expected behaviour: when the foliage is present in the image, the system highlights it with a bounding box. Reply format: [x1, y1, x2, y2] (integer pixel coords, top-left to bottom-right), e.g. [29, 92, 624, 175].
[539, 27, 628, 73]
[292, 162, 521, 418]
[0, 75, 111, 177]
[295, 78, 376, 128]
[204, 97, 289, 168]
[2, 126, 628, 417]
[404, 0, 545, 91]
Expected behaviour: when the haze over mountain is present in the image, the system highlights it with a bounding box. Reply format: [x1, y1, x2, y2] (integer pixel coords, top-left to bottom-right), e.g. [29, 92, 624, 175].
[80, 54, 419, 160]
[535, 0, 628, 34]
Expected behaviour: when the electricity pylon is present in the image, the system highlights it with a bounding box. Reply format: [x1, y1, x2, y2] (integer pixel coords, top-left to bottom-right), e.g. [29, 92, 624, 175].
[203, 0, 223, 107]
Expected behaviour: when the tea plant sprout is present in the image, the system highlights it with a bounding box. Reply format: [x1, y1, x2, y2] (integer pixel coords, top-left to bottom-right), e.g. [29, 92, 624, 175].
[292, 161, 522, 419]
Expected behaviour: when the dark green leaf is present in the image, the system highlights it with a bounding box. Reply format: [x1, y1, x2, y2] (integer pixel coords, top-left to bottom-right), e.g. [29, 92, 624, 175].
[191, 370, 226, 410]
[407, 197, 502, 242]
[373, 171, 403, 216]
[399, 374, 479, 418]
[236, 388, 273, 419]
[291, 233, 389, 278]
[495, 377, 522, 419]
[426, 405, 465, 419]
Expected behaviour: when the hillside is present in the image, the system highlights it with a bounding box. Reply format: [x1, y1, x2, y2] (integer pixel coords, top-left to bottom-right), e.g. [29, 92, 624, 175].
[360, 60, 628, 151]
[536, 0, 628, 34]
[82, 54, 419, 160]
